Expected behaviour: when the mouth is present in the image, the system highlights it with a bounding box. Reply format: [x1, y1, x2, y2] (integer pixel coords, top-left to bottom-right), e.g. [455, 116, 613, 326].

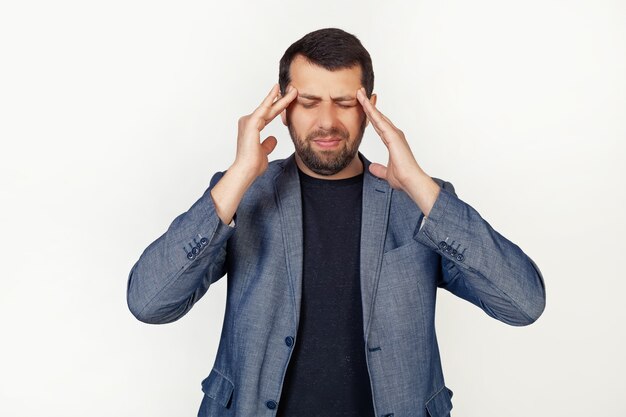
[312, 137, 342, 149]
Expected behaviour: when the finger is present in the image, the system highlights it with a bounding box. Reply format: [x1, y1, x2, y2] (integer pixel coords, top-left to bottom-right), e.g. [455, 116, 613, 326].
[356, 87, 391, 133]
[257, 83, 280, 111]
[356, 90, 401, 148]
[260, 135, 278, 155]
[266, 85, 298, 120]
[368, 162, 388, 179]
[378, 112, 398, 130]
[254, 85, 297, 124]
[361, 108, 388, 145]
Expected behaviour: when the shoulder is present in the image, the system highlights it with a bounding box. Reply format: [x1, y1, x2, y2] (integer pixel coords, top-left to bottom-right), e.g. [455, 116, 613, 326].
[254, 156, 292, 187]
[208, 156, 292, 189]
[265, 157, 291, 178]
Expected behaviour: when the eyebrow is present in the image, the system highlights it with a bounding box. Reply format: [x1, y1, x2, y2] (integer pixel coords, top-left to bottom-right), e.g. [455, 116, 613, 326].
[298, 93, 356, 102]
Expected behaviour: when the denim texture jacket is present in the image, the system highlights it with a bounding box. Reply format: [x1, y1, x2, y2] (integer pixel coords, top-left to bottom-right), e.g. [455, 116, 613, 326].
[126, 152, 546, 417]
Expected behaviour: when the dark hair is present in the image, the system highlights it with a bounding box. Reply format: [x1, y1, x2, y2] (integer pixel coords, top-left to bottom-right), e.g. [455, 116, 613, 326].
[279, 28, 374, 98]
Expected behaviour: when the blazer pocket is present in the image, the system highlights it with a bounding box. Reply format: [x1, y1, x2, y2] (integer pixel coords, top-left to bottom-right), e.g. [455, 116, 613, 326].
[426, 385, 453, 417]
[383, 240, 420, 265]
[201, 368, 234, 408]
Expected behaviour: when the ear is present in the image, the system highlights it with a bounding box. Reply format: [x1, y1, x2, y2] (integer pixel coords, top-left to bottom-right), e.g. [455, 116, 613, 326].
[370, 93, 377, 107]
[281, 107, 288, 126]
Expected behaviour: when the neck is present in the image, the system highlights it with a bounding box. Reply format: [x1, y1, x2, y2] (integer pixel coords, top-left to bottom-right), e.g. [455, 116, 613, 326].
[294, 153, 363, 180]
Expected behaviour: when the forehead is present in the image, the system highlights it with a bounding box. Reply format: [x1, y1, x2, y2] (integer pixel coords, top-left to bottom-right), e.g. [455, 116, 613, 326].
[288, 54, 362, 98]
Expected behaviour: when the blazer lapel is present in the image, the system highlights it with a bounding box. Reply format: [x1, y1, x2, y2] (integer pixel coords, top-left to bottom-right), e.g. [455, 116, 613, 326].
[358, 153, 392, 341]
[273, 154, 304, 329]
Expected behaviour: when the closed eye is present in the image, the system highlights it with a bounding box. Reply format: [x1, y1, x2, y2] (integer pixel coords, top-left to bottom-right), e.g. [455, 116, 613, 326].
[301, 103, 355, 109]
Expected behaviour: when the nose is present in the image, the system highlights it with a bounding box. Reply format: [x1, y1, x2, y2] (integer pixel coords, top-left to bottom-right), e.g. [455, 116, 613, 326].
[316, 101, 340, 131]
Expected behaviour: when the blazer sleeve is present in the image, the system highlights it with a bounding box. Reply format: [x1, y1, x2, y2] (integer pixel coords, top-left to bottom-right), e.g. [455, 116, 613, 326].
[413, 179, 546, 326]
[126, 171, 236, 324]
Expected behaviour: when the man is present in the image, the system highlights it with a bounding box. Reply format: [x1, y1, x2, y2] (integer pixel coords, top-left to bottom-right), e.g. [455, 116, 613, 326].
[126, 27, 546, 417]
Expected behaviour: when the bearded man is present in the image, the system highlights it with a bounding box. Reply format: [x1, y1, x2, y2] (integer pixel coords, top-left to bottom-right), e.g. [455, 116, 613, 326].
[127, 27, 546, 417]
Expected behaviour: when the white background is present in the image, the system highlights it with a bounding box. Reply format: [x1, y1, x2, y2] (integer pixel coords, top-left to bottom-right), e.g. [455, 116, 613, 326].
[1, 0, 624, 416]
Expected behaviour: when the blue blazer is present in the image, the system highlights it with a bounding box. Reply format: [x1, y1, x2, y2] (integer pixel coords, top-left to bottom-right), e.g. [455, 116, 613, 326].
[126, 152, 546, 417]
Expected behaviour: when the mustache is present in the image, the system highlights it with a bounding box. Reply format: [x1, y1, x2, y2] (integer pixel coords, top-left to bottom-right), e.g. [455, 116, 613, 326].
[306, 128, 349, 141]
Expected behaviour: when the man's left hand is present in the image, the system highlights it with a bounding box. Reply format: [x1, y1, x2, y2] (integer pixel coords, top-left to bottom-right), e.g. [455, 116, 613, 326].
[356, 86, 441, 216]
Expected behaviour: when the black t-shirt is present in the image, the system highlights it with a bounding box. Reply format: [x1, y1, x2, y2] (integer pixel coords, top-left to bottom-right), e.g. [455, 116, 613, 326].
[275, 166, 376, 417]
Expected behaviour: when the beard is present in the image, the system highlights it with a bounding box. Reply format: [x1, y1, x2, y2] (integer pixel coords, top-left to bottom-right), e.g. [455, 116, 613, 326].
[287, 117, 367, 176]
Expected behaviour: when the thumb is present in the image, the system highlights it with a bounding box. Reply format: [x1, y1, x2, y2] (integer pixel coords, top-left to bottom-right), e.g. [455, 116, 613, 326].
[369, 162, 388, 179]
[260, 136, 278, 155]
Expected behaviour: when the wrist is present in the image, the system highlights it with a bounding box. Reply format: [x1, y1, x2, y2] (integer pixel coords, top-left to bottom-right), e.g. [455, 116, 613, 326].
[404, 170, 440, 217]
[228, 161, 259, 187]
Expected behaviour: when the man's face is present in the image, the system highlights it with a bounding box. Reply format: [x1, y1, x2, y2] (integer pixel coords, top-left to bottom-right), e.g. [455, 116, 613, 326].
[281, 55, 376, 176]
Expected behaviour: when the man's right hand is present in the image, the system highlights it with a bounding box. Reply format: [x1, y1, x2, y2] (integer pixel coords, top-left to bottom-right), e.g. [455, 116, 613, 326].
[209, 83, 298, 225]
[233, 83, 298, 179]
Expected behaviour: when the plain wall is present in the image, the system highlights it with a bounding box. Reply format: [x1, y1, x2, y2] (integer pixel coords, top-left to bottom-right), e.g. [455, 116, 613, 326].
[1, 0, 624, 415]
